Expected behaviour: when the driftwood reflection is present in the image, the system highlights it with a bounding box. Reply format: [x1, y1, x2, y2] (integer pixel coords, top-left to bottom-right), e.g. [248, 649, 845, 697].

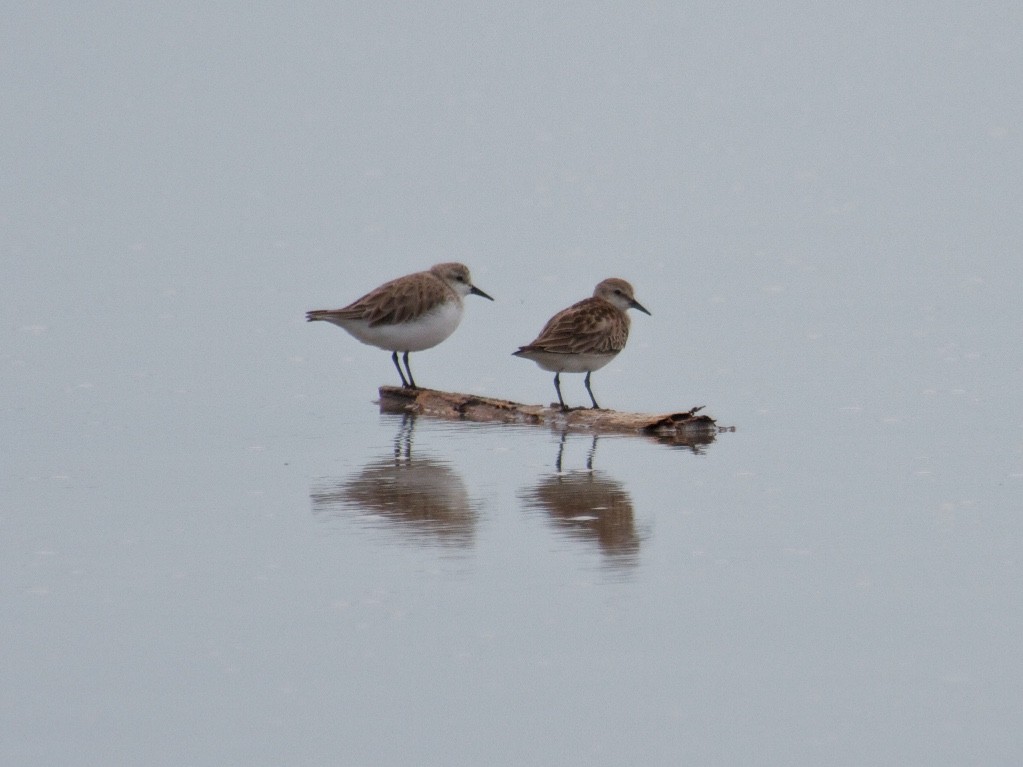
[520, 433, 641, 571]
[310, 415, 477, 547]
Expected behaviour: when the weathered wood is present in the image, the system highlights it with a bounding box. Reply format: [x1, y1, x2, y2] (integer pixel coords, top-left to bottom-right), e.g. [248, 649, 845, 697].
[377, 385, 728, 446]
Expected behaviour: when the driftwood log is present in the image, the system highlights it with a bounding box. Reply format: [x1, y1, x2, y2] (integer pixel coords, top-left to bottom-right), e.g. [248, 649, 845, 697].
[378, 386, 729, 447]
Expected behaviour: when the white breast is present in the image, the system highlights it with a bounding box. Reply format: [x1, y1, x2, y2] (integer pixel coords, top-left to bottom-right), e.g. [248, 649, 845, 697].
[339, 300, 464, 352]
[516, 350, 618, 373]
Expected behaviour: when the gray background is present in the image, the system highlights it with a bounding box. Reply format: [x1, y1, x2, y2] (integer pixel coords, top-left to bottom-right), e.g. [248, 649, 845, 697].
[3, 3, 1021, 765]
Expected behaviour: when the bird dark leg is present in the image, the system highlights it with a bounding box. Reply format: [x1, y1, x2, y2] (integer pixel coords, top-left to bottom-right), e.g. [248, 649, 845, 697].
[402, 351, 418, 389]
[553, 372, 568, 411]
[391, 351, 411, 388]
[584, 371, 600, 409]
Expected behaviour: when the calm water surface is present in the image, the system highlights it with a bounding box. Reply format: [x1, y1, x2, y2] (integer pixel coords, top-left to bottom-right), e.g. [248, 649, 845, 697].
[5, 336, 1019, 764]
[3, 3, 1022, 766]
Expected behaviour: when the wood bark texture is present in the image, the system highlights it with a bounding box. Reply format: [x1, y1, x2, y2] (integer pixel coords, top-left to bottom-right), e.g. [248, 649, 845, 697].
[378, 386, 727, 447]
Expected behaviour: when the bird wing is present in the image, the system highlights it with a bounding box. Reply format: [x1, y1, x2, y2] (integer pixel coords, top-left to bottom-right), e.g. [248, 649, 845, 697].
[322, 273, 451, 327]
[520, 298, 629, 355]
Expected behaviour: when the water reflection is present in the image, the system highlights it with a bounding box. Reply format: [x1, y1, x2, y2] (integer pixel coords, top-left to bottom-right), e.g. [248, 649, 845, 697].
[650, 427, 719, 454]
[520, 433, 641, 572]
[310, 415, 478, 548]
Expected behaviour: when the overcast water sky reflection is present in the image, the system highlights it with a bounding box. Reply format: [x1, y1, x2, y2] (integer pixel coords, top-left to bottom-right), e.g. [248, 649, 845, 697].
[3, 2, 1022, 765]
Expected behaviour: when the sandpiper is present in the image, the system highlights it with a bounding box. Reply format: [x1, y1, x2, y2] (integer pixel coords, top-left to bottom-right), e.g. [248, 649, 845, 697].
[307, 262, 493, 388]
[513, 278, 650, 410]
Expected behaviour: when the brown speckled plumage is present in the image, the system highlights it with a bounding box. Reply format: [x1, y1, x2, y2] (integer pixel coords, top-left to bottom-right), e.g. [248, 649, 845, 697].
[306, 262, 492, 389]
[515, 278, 646, 356]
[306, 263, 478, 327]
[517, 295, 630, 355]
[513, 277, 650, 410]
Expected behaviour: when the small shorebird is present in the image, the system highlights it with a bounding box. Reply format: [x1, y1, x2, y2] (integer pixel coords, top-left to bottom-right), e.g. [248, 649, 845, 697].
[513, 278, 650, 410]
[307, 262, 493, 389]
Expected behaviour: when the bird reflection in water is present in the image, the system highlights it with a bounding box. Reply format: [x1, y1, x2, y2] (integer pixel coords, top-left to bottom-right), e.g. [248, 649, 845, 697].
[310, 414, 478, 548]
[519, 432, 641, 572]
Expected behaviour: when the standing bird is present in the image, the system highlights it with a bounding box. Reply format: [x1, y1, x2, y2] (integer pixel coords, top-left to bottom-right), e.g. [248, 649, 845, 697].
[513, 278, 650, 410]
[307, 263, 493, 389]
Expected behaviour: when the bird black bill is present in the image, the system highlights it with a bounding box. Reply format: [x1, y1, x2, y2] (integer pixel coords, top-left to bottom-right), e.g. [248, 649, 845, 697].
[631, 299, 651, 315]
[471, 285, 495, 301]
